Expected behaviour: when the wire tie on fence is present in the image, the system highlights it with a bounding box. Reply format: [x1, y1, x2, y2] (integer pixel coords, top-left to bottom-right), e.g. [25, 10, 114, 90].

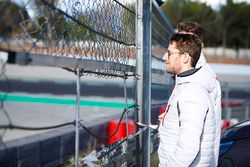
[135, 73, 140, 80]
[133, 120, 159, 130]
[131, 126, 148, 138]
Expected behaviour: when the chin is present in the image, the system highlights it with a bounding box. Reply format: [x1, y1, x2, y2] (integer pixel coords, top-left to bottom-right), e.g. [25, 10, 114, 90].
[167, 69, 175, 74]
[166, 68, 171, 72]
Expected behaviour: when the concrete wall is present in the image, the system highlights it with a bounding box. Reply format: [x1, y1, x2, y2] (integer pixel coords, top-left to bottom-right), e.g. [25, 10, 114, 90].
[203, 47, 250, 60]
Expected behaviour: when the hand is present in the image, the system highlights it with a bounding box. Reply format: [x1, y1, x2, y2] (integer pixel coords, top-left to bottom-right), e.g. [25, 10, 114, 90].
[158, 112, 165, 121]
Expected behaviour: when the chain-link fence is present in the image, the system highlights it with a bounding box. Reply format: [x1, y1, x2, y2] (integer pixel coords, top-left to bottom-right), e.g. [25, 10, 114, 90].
[0, 1, 138, 166]
[0, 0, 136, 77]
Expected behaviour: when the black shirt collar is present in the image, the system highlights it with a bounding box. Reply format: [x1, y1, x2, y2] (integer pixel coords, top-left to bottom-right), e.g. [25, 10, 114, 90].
[177, 67, 201, 77]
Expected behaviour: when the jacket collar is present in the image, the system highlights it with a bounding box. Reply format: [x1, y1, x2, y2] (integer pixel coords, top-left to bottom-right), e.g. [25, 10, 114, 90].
[177, 67, 201, 77]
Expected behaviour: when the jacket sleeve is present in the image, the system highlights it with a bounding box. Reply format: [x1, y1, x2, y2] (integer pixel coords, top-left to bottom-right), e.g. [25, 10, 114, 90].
[167, 91, 209, 167]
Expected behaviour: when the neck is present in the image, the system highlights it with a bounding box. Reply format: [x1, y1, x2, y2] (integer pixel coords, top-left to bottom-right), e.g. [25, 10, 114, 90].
[177, 66, 194, 75]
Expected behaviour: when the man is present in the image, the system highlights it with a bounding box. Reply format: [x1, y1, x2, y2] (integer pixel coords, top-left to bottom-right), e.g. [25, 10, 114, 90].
[177, 21, 222, 166]
[158, 33, 219, 166]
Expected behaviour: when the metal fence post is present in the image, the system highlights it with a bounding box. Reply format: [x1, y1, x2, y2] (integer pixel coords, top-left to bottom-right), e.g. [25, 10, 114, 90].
[123, 74, 129, 138]
[136, 0, 143, 165]
[75, 68, 80, 167]
[136, 0, 152, 166]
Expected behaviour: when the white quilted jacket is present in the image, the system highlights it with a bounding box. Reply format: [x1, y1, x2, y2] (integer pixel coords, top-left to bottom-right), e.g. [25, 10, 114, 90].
[158, 59, 221, 167]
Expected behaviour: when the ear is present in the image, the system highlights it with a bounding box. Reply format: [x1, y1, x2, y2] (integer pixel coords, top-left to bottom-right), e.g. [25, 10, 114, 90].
[182, 52, 191, 64]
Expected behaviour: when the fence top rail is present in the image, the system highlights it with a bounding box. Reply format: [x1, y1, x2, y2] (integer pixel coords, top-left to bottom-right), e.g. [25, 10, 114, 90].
[152, 0, 175, 35]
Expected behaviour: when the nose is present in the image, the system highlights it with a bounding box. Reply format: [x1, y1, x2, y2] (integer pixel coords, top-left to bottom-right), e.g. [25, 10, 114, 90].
[163, 52, 168, 62]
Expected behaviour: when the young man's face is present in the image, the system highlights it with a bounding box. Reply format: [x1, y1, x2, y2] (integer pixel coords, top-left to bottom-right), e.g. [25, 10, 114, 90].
[162, 42, 183, 74]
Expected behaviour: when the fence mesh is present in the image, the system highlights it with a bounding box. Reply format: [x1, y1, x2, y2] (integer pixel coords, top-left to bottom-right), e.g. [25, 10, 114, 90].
[0, 0, 136, 76]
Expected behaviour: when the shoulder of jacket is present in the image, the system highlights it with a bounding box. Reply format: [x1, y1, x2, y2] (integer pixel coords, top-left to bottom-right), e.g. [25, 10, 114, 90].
[178, 83, 208, 95]
[177, 83, 210, 104]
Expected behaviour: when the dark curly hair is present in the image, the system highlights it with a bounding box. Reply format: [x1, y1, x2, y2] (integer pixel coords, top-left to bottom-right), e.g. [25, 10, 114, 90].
[177, 21, 205, 42]
[169, 33, 202, 67]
